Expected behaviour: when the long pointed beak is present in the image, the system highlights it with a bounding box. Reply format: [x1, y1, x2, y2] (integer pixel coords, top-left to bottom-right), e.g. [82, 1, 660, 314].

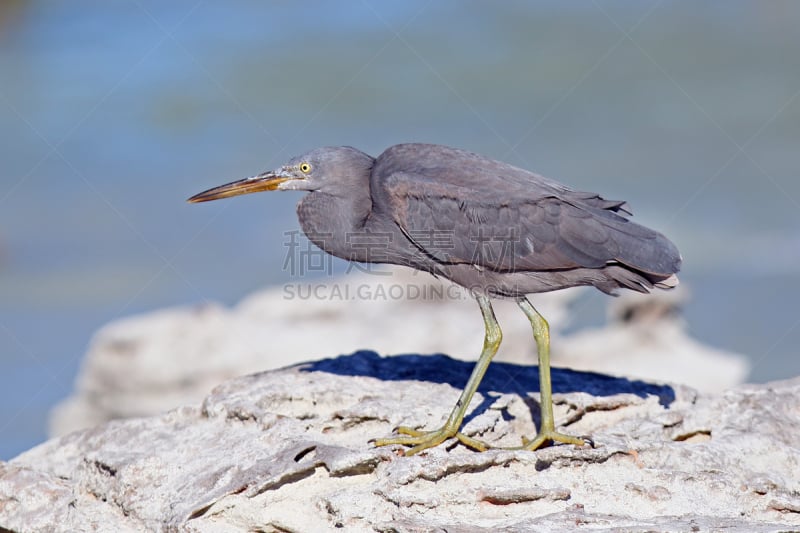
[187, 171, 291, 203]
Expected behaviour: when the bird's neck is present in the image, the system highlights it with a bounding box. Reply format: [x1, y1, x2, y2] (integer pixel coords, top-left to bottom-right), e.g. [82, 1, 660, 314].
[297, 188, 374, 262]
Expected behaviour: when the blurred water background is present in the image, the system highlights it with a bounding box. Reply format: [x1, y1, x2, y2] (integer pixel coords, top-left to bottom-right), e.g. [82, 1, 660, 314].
[1, 1, 798, 459]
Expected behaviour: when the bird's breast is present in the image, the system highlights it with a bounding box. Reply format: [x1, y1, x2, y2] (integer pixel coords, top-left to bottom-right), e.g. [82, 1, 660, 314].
[296, 192, 378, 264]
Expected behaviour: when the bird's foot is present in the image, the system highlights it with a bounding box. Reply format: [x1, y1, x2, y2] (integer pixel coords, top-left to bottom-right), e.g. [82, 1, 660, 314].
[518, 429, 588, 451]
[373, 425, 489, 456]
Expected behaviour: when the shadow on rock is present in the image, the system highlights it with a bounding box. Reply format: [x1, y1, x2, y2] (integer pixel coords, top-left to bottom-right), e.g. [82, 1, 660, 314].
[300, 350, 675, 408]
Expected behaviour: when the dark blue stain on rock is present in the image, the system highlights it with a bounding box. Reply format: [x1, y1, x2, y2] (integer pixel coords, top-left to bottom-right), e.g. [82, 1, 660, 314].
[299, 350, 675, 408]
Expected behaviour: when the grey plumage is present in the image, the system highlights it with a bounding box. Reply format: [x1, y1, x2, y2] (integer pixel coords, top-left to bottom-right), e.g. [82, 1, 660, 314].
[291, 143, 680, 297]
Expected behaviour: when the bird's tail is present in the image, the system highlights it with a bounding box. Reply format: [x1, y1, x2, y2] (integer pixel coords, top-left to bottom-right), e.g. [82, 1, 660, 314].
[654, 273, 680, 289]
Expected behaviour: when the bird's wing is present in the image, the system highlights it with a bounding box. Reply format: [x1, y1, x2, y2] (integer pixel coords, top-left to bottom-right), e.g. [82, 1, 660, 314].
[380, 170, 674, 275]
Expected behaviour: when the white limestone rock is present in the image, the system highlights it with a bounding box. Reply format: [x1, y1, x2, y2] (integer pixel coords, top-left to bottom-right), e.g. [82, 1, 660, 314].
[5, 352, 798, 532]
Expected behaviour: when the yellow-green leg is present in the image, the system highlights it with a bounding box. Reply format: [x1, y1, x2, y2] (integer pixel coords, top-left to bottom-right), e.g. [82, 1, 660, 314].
[374, 295, 502, 455]
[516, 297, 585, 451]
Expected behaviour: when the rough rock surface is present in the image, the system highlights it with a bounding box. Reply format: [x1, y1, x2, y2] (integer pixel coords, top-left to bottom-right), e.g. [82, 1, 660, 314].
[49, 269, 748, 437]
[4, 351, 797, 532]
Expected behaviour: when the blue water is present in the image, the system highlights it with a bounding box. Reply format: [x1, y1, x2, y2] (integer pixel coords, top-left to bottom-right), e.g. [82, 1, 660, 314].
[1, 1, 798, 459]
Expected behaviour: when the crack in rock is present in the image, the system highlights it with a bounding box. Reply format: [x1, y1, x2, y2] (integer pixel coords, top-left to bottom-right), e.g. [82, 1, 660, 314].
[479, 486, 571, 504]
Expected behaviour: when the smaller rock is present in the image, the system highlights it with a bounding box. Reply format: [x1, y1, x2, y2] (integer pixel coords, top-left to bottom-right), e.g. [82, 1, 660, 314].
[556, 286, 749, 392]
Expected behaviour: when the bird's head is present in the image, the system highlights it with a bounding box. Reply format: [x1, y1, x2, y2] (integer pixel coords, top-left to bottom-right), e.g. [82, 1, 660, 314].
[187, 146, 373, 203]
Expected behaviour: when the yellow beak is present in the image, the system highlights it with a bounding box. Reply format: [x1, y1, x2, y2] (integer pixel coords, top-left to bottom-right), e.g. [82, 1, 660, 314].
[187, 172, 291, 203]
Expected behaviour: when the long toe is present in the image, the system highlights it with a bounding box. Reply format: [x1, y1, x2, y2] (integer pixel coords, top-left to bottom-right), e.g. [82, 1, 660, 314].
[374, 426, 489, 455]
[520, 430, 586, 451]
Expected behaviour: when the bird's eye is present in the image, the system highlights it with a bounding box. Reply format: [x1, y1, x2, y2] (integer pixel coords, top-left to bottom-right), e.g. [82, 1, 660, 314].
[299, 162, 312, 174]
